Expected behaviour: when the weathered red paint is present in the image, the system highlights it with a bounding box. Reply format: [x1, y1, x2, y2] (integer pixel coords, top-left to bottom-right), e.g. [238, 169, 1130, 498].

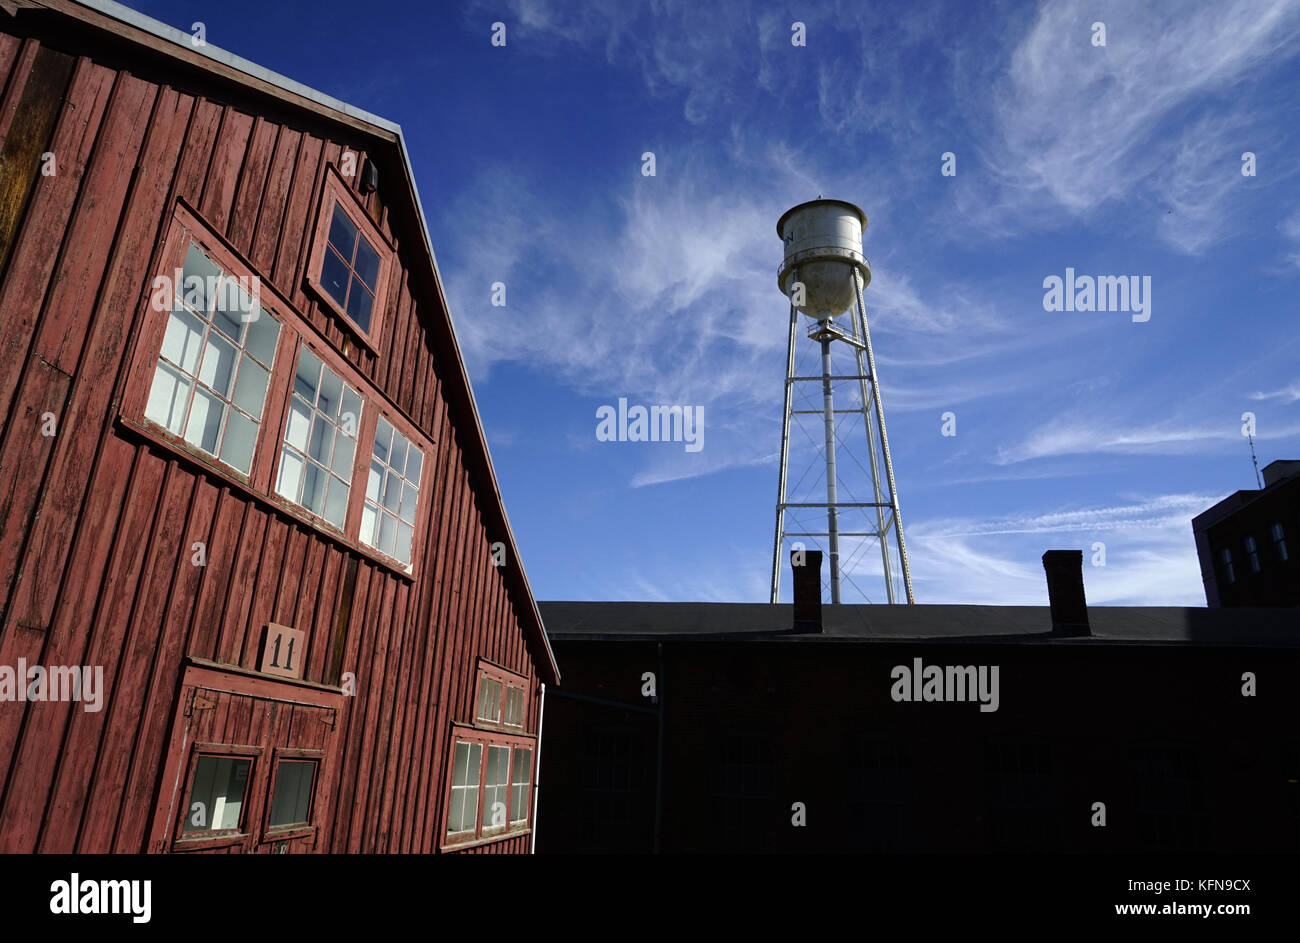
[0, 1, 555, 855]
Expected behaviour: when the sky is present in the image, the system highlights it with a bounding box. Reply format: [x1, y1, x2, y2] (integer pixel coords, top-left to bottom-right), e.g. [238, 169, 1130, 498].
[127, 0, 1300, 606]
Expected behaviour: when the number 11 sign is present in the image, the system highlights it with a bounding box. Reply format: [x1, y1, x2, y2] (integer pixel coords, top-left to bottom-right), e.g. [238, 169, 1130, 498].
[258, 623, 305, 680]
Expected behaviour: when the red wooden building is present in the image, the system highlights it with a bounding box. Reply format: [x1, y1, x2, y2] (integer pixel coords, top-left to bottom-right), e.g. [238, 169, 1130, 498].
[0, 0, 557, 853]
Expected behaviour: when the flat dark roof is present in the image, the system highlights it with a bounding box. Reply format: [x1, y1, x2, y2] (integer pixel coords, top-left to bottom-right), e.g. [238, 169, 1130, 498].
[538, 601, 1300, 646]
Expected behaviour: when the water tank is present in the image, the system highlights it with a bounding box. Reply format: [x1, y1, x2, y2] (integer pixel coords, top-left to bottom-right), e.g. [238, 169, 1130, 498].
[776, 199, 871, 319]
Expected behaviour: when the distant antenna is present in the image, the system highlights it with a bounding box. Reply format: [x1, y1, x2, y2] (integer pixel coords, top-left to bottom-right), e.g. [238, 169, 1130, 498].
[1248, 432, 1263, 488]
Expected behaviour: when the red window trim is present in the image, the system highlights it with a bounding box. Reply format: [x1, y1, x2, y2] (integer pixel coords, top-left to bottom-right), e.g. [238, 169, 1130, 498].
[473, 659, 529, 731]
[304, 165, 394, 351]
[261, 747, 324, 843]
[441, 724, 537, 851]
[120, 201, 432, 580]
[171, 742, 264, 851]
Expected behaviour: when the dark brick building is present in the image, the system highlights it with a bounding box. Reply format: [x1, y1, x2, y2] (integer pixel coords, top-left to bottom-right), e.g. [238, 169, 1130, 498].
[535, 553, 1299, 854]
[1193, 459, 1300, 607]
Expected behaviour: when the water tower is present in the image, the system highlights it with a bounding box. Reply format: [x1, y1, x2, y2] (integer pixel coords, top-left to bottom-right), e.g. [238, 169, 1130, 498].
[770, 198, 914, 604]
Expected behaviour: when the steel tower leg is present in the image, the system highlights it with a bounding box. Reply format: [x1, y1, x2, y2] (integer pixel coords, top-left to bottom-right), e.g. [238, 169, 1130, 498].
[819, 326, 841, 604]
[850, 279, 895, 603]
[853, 269, 914, 603]
[769, 297, 799, 603]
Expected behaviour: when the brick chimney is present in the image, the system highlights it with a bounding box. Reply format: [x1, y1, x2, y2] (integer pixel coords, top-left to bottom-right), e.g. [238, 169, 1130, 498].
[1042, 550, 1089, 637]
[792, 549, 823, 633]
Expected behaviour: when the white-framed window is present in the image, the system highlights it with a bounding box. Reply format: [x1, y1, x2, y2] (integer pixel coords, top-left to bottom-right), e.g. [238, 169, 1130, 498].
[1272, 522, 1289, 563]
[483, 745, 511, 831]
[1220, 547, 1235, 584]
[144, 242, 282, 475]
[447, 741, 482, 837]
[274, 347, 362, 529]
[504, 686, 524, 728]
[476, 677, 503, 724]
[359, 416, 423, 565]
[1245, 536, 1262, 573]
[510, 747, 532, 824]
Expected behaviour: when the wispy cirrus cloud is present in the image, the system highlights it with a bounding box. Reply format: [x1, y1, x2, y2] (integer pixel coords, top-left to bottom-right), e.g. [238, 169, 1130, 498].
[907, 493, 1214, 605]
[995, 415, 1300, 464]
[1250, 381, 1300, 403]
[950, 0, 1300, 251]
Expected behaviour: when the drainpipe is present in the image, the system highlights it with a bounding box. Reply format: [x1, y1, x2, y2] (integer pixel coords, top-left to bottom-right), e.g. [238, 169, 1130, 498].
[653, 642, 664, 854]
[530, 682, 546, 854]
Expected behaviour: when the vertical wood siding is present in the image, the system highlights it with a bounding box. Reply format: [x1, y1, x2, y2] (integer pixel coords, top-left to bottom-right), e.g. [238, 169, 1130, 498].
[0, 25, 544, 853]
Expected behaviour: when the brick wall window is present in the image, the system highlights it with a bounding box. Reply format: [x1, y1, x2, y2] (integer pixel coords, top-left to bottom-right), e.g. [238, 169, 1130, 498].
[1245, 536, 1262, 573]
[1272, 522, 1289, 563]
[1220, 547, 1235, 584]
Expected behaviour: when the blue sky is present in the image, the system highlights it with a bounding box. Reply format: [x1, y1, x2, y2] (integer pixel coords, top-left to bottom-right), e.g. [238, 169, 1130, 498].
[128, 0, 1300, 606]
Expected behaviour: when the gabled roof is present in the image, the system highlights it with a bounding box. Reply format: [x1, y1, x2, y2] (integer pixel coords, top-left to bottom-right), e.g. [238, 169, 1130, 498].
[34, 0, 558, 682]
[539, 600, 1300, 647]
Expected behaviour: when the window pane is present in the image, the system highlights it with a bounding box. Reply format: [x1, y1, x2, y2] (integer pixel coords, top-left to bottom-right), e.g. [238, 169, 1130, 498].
[373, 417, 393, 465]
[323, 476, 348, 528]
[320, 245, 351, 305]
[301, 461, 328, 516]
[294, 348, 322, 402]
[181, 243, 221, 316]
[243, 307, 280, 366]
[268, 760, 316, 828]
[346, 278, 373, 333]
[232, 355, 270, 420]
[285, 396, 311, 451]
[448, 788, 465, 834]
[389, 433, 409, 479]
[212, 277, 248, 344]
[365, 461, 383, 502]
[331, 431, 356, 481]
[378, 511, 396, 556]
[185, 388, 225, 453]
[183, 755, 251, 833]
[360, 502, 378, 544]
[276, 446, 304, 501]
[468, 744, 481, 786]
[395, 522, 413, 564]
[399, 482, 418, 524]
[160, 307, 205, 374]
[452, 742, 470, 787]
[340, 387, 362, 433]
[409, 441, 426, 480]
[327, 203, 357, 257]
[381, 470, 402, 513]
[308, 413, 334, 464]
[485, 745, 509, 828]
[354, 236, 381, 290]
[145, 362, 192, 434]
[197, 331, 238, 398]
[511, 747, 531, 822]
[318, 368, 344, 420]
[220, 410, 258, 475]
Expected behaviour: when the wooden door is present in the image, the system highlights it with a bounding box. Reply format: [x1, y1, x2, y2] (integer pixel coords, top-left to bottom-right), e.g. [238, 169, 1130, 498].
[150, 671, 339, 854]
